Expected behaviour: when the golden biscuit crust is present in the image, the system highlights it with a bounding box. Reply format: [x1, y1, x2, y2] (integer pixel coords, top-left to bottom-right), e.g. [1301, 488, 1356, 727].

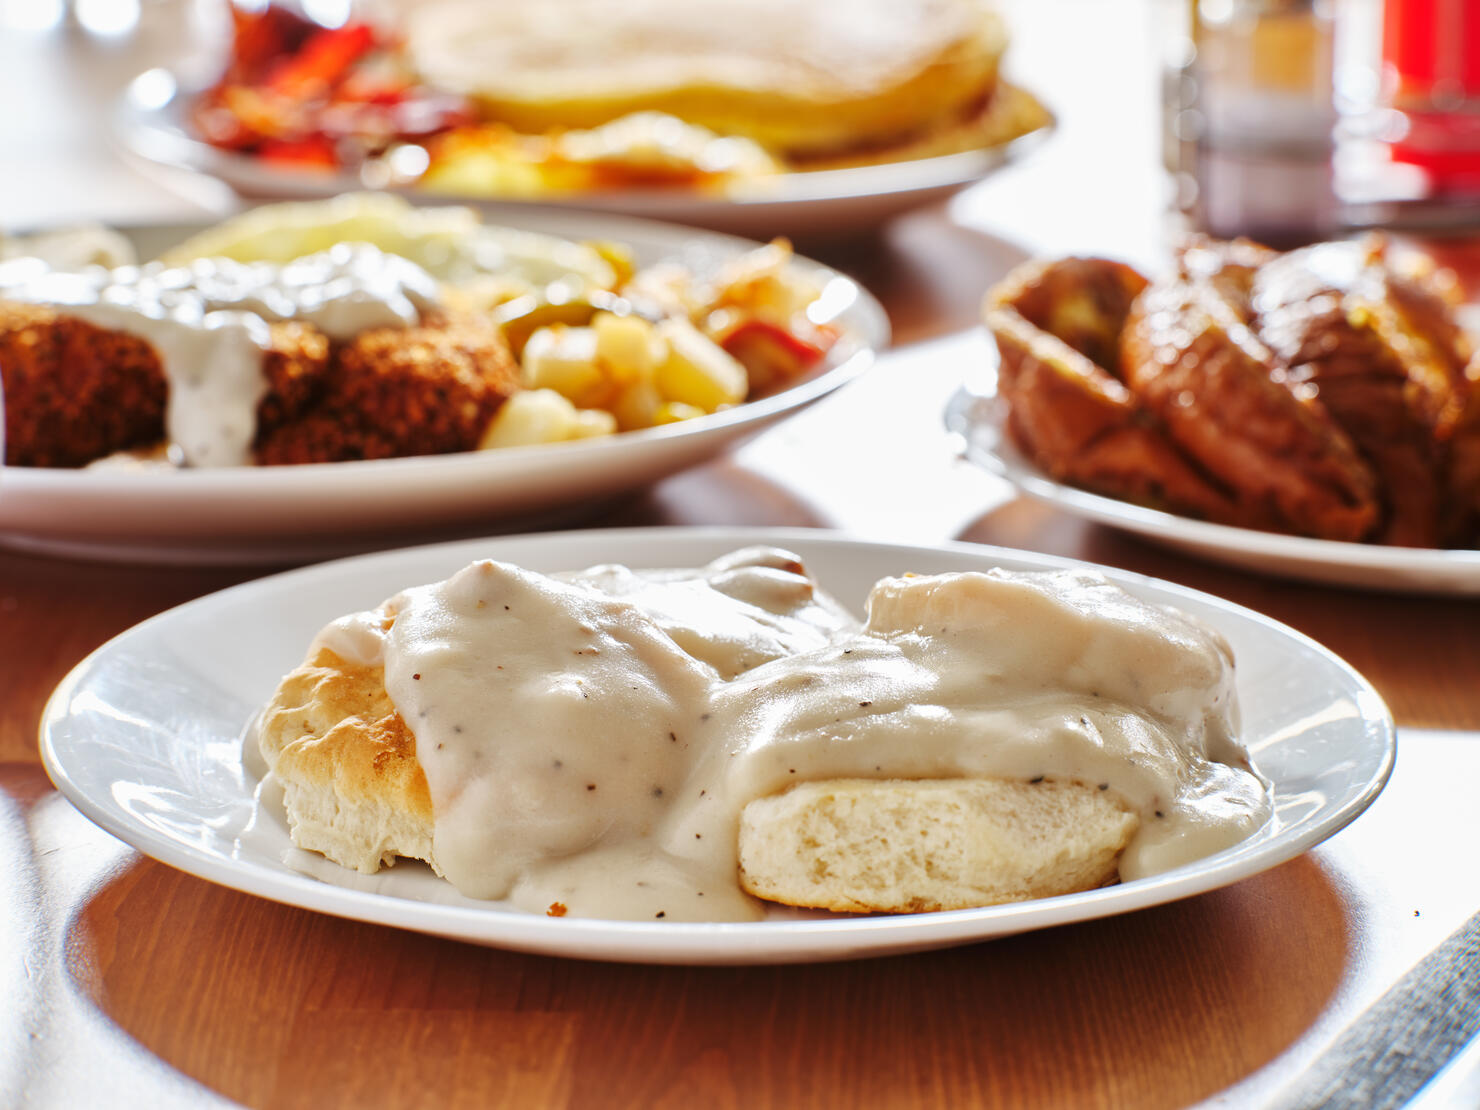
[259, 645, 431, 820]
[258, 644, 436, 874]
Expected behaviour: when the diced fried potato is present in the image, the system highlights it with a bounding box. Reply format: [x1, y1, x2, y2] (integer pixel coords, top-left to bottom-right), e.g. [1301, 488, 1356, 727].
[654, 318, 748, 411]
[701, 306, 747, 343]
[419, 144, 551, 199]
[570, 408, 619, 439]
[710, 239, 821, 326]
[593, 311, 663, 385]
[521, 325, 608, 406]
[584, 239, 637, 289]
[621, 260, 697, 318]
[655, 401, 708, 425]
[610, 380, 664, 431]
[479, 389, 581, 448]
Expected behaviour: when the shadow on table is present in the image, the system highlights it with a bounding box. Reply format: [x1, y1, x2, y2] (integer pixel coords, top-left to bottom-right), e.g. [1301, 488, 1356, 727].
[804, 201, 1033, 348]
[601, 458, 834, 530]
[69, 852, 1348, 1110]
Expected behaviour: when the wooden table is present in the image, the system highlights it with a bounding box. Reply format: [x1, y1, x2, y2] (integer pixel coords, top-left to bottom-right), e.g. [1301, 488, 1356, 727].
[4, 3, 1480, 1107]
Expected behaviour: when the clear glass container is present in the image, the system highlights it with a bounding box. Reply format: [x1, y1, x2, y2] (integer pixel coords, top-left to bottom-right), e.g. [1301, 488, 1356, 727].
[1164, 0, 1341, 243]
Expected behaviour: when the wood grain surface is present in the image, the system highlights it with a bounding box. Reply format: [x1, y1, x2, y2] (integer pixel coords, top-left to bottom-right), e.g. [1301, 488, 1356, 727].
[4, 3, 1480, 1107]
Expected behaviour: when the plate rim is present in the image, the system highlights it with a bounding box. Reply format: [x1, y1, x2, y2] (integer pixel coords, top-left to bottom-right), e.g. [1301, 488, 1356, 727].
[115, 68, 1057, 214]
[38, 525, 1397, 963]
[0, 211, 888, 559]
[3, 208, 889, 493]
[945, 384, 1480, 585]
[1, 337, 880, 493]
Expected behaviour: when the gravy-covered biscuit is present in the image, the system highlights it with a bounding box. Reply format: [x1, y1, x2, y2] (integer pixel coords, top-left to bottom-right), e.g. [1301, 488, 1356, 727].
[256, 551, 1271, 921]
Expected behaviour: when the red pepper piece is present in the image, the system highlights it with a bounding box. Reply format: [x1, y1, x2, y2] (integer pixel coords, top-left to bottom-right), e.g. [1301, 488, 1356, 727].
[224, 7, 317, 84]
[722, 319, 830, 365]
[262, 23, 377, 100]
[256, 135, 341, 169]
[720, 319, 837, 393]
[335, 69, 413, 106]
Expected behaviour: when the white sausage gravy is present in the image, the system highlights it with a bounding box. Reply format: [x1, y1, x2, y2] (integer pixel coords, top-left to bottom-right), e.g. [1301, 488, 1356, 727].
[0, 243, 441, 467]
[300, 547, 1271, 921]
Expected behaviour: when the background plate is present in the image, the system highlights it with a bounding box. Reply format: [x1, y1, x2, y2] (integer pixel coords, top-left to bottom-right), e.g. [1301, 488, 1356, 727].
[117, 71, 1054, 240]
[40, 527, 1395, 965]
[0, 210, 887, 563]
[946, 384, 1480, 596]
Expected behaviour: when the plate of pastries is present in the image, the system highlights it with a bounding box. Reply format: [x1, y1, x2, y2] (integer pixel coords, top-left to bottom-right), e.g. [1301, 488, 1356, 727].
[949, 236, 1480, 593]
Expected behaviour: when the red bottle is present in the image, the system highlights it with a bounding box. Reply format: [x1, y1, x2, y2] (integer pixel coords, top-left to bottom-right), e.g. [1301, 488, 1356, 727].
[1384, 0, 1480, 192]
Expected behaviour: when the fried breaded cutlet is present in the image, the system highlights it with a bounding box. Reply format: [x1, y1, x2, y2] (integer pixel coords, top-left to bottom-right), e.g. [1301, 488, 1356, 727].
[0, 302, 167, 468]
[256, 320, 334, 443]
[0, 302, 331, 468]
[254, 313, 519, 465]
[1, 304, 516, 468]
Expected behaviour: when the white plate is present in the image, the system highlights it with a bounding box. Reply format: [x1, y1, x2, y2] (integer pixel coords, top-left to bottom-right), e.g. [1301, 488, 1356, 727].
[117, 71, 1053, 240]
[945, 383, 1480, 596]
[0, 210, 887, 564]
[39, 526, 1394, 965]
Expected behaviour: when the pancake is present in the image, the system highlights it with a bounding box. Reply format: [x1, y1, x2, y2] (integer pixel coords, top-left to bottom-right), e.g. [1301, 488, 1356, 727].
[401, 0, 1010, 157]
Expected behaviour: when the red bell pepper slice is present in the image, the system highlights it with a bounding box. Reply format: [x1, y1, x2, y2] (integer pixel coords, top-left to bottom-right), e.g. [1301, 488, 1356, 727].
[262, 23, 376, 100]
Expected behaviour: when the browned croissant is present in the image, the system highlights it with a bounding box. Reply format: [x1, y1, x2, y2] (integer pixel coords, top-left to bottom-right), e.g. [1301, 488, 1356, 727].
[985, 258, 1247, 525]
[984, 237, 1480, 547]
[1120, 280, 1378, 543]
